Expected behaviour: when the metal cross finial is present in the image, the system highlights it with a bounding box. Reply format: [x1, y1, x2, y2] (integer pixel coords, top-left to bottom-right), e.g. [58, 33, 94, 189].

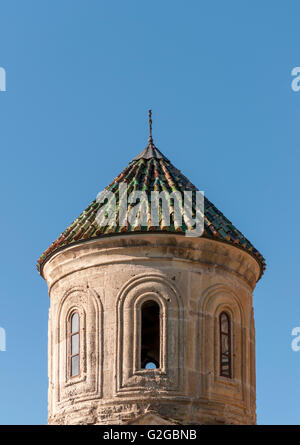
[148, 109, 153, 142]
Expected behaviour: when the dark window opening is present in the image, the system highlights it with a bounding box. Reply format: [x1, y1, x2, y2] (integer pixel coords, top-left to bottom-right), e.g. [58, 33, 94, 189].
[219, 311, 232, 378]
[141, 300, 160, 369]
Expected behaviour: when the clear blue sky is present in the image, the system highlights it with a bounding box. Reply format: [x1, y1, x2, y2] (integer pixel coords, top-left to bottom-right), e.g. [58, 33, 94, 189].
[0, 0, 299, 425]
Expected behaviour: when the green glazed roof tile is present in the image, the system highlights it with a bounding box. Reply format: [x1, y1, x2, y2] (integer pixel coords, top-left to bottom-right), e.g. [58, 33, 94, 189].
[37, 139, 266, 278]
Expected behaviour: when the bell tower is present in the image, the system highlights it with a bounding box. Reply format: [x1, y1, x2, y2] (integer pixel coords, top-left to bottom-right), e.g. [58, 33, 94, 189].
[38, 112, 265, 425]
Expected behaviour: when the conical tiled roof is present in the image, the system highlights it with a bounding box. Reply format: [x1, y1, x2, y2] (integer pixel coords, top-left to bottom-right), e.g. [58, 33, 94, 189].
[37, 133, 266, 278]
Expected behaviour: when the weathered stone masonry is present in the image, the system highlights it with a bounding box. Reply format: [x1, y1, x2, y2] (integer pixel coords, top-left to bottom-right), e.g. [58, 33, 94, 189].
[38, 119, 265, 424]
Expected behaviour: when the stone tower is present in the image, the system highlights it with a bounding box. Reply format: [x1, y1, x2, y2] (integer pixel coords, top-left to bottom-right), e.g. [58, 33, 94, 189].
[38, 113, 265, 425]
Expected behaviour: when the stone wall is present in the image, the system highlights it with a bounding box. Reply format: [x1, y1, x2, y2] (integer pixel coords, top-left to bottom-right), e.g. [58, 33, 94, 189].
[42, 233, 260, 425]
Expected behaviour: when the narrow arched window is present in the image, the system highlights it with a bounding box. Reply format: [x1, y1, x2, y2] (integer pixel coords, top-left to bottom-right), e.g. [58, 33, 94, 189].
[219, 311, 232, 378]
[69, 312, 80, 377]
[141, 301, 160, 369]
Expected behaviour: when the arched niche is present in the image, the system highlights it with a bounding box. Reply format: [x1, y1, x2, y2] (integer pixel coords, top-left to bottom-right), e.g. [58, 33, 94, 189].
[52, 286, 103, 406]
[115, 273, 184, 395]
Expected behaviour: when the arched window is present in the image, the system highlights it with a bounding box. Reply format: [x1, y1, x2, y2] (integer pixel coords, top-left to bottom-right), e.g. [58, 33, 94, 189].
[69, 312, 80, 377]
[141, 301, 160, 369]
[219, 311, 232, 378]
